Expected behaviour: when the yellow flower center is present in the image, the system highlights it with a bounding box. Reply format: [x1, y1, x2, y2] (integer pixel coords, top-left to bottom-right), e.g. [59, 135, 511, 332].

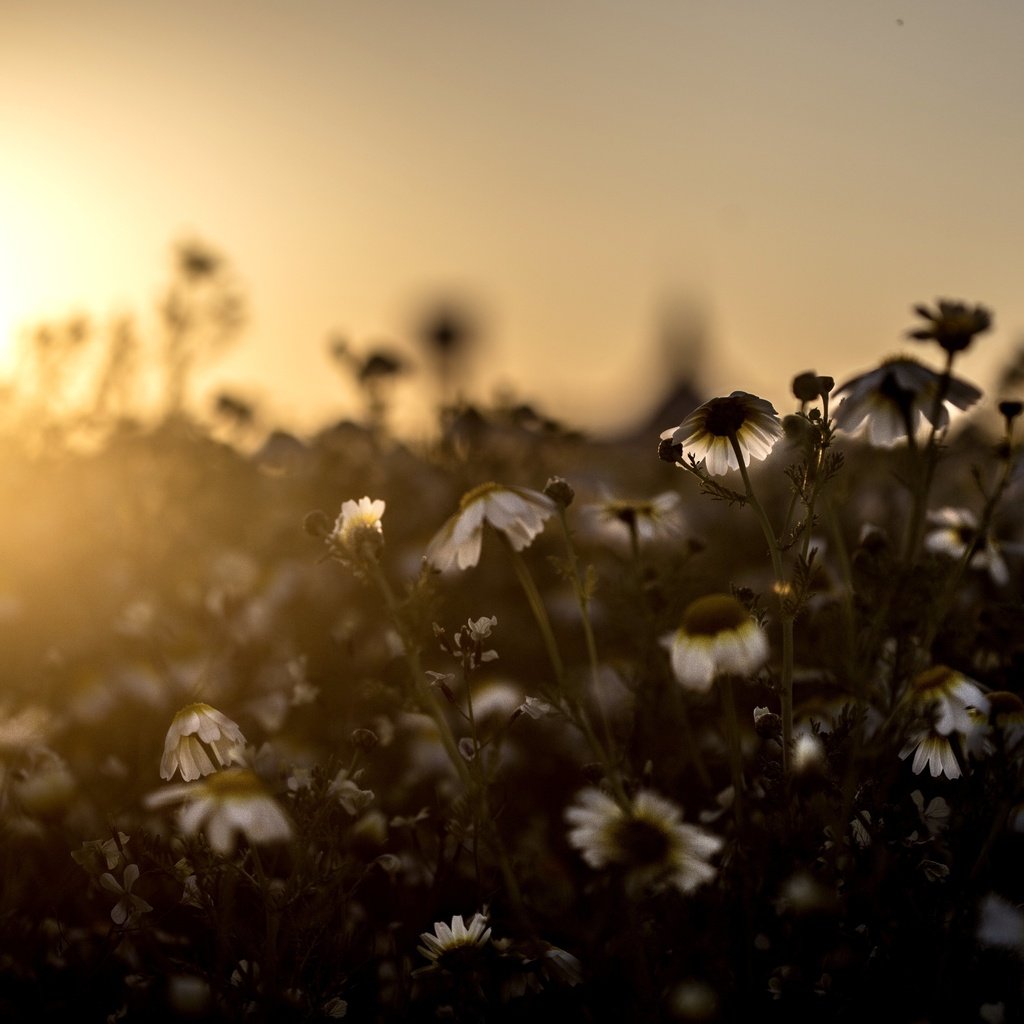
[611, 816, 672, 867]
[459, 481, 501, 510]
[702, 397, 749, 438]
[681, 594, 749, 636]
[909, 665, 956, 696]
[201, 769, 266, 798]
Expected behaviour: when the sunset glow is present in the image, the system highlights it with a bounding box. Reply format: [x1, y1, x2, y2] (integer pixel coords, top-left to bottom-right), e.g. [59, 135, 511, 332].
[2, 2, 1023, 434]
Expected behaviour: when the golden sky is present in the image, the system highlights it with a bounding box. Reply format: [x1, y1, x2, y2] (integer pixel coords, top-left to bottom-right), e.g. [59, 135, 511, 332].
[2, 0, 1023, 435]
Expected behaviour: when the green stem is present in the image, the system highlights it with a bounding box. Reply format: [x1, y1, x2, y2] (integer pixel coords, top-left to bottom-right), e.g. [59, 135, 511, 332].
[719, 674, 745, 828]
[902, 350, 955, 564]
[367, 563, 471, 788]
[504, 540, 565, 684]
[731, 436, 793, 773]
[504, 537, 627, 803]
[920, 443, 1016, 654]
[555, 508, 617, 763]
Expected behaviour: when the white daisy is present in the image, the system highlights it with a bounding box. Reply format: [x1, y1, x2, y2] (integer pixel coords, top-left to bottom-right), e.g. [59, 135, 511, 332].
[415, 912, 493, 975]
[924, 507, 1009, 586]
[327, 497, 386, 566]
[424, 482, 556, 572]
[661, 593, 769, 693]
[565, 787, 722, 895]
[584, 491, 686, 546]
[660, 391, 784, 477]
[160, 703, 247, 782]
[898, 665, 990, 780]
[834, 357, 981, 446]
[146, 768, 293, 856]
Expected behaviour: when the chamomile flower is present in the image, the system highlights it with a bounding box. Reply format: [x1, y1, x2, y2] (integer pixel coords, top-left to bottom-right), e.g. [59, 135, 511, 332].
[661, 594, 769, 693]
[924, 507, 1009, 586]
[898, 665, 990, 779]
[660, 392, 784, 476]
[327, 497, 386, 567]
[584, 491, 686, 546]
[160, 703, 247, 782]
[145, 768, 293, 855]
[415, 912, 493, 975]
[565, 788, 722, 895]
[424, 482, 556, 572]
[833, 357, 981, 446]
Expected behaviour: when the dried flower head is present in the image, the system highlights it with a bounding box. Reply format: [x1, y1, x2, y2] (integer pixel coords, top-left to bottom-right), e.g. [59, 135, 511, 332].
[792, 372, 835, 404]
[908, 299, 992, 354]
[661, 391, 784, 476]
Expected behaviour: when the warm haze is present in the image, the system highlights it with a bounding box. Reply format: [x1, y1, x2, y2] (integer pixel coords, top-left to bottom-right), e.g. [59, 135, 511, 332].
[2, 0, 1023, 436]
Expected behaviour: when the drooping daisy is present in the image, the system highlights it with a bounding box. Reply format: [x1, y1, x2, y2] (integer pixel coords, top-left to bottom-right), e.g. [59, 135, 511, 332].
[661, 594, 769, 693]
[145, 768, 293, 855]
[565, 787, 722, 895]
[660, 391, 784, 477]
[160, 703, 247, 782]
[898, 665, 990, 780]
[924, 507, 1009, 586]
[833, 356, 981, 446]
[415, 912, 494, 975]
[424, 482, 556, 572]
[327, 497, 386, 566]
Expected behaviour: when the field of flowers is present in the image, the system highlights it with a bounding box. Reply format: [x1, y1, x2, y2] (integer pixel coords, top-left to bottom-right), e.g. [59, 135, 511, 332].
[1, 299, 1023, 1022]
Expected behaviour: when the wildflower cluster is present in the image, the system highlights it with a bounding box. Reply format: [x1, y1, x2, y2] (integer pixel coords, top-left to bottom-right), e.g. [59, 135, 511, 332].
[3, 295, 1024, 1021]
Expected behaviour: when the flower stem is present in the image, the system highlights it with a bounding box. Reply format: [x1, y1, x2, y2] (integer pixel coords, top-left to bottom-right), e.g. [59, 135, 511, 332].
[731, 436, 793, 773]
[902, 350, 955, 564]
[366, 563, 471, 788]
[503, 537, 626, 802]
[719, 674, 745, 827]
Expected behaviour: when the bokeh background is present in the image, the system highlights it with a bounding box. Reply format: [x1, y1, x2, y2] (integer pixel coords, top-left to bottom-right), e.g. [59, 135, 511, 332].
[3, 0, 1023, 436]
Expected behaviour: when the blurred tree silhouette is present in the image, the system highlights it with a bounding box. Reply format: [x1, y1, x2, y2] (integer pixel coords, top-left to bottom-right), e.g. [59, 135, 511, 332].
[7, 237, 246, 449]
[159, 238, 246, 418]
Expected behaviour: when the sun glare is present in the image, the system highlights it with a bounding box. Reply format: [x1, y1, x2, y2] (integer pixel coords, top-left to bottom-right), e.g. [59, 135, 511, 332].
[0, 241, 20, 377]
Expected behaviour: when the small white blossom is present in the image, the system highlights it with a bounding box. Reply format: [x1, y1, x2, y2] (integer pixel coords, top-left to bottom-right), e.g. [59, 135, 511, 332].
[99, 863, 153, 926]
[160, 703, 247, 782]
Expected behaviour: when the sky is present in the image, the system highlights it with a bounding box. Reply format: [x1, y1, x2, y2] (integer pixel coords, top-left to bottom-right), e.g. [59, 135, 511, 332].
[2, 0, 1024, 437]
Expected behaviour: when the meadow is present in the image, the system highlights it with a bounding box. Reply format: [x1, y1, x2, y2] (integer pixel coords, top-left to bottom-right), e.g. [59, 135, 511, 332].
[0, 287, 1022, 1022]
